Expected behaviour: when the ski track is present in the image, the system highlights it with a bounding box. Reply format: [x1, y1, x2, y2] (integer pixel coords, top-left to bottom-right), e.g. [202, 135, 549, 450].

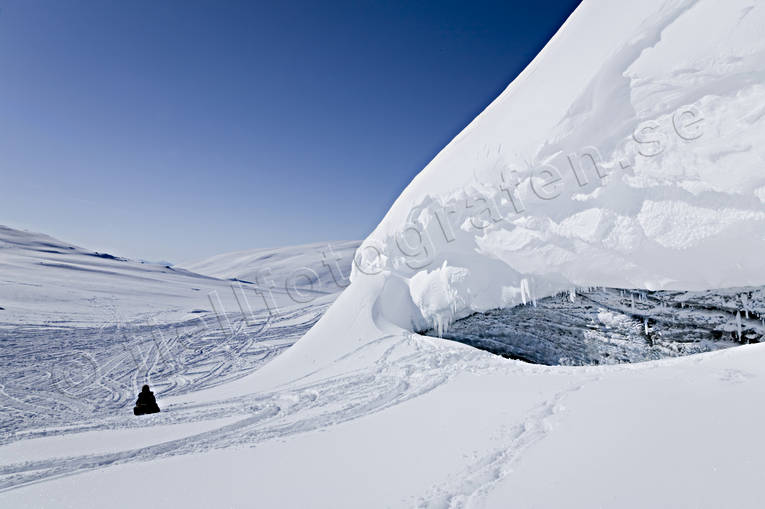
[1, 285, 681, 502]
[4, 290, 752, 501]
[0, 302, 323, 439]
[415, 379, 595, 509]
[0, 315, 501, 496]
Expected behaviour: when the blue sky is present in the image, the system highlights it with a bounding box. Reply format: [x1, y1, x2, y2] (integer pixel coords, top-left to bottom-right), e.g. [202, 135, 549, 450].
[0, 0, 581, 262]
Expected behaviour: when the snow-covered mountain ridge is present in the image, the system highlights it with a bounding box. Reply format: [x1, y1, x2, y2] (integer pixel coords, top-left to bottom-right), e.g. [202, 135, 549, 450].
[182, 240, 359, 294]
[0, 225, 355, 326]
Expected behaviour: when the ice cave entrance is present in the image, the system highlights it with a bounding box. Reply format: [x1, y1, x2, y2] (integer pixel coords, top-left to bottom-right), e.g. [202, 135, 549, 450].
[421, 287, 765, 366]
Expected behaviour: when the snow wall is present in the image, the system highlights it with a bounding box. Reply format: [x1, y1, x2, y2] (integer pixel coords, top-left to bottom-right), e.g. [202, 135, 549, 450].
[258, 0, 765, 384]
[350, 0, 765, 333]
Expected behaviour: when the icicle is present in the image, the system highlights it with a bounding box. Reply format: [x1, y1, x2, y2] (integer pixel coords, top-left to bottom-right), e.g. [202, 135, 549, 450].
[741, 294, 750, 319]
[736, 311, 743, 341]
[644, 317, 649, 336]
[433, 313, 452, 338]
[631, 294, 635, 312]
[520, 278, 530, 306]
[569, 288, 576, 303]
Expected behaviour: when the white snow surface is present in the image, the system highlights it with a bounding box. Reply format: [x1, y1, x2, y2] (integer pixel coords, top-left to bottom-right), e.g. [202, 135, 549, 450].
[4, 1, 765, 508]
[0, 225, 352, 326]
[182, 240, 359, 294]
[352, 0, 765, 332]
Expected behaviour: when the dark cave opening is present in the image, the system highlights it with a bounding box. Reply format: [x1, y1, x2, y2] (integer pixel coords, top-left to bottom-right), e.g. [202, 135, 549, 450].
[421, 286, 764, 366]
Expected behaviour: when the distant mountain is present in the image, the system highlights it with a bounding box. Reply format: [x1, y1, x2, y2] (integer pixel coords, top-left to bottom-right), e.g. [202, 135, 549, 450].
[0, 226, 353, 326]
[182, 240, 360, 294]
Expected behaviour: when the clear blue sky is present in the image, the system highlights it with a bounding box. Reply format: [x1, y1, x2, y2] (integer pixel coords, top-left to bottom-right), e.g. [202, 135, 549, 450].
[0, 0, 581, 262]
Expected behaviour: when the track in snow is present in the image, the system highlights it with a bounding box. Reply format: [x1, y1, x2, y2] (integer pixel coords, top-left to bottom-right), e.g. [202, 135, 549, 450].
[0, 300, 325, 439]
[0, 331, 491, 493]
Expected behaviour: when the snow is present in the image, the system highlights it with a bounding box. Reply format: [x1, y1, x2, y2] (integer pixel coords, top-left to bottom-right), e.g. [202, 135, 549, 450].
[0, 225, 352, 327]
[4, 0, 765, 507]
[0, 226, 351, 437]
[0, 416, 241, 463]
[5, 344, 765, 508]
[352, 0, 765, 331]
[181, 240, 359, 294]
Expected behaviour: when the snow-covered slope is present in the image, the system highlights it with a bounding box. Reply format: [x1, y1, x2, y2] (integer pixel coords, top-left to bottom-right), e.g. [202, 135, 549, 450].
[228, 0, 765, 389]
[4, 1, 765, 508]
[0, 225, 223, 326]
[6, 330, 765, 509]
[0, 226, 354, 326]
[0, 226, 350, 438]
[349, 0, 765, 333]
[182, 240, 359, 295]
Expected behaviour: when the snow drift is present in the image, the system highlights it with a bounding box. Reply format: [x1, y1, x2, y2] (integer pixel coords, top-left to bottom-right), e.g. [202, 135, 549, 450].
[349, 0, 765, 333]
[259, 0, 765, 383]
